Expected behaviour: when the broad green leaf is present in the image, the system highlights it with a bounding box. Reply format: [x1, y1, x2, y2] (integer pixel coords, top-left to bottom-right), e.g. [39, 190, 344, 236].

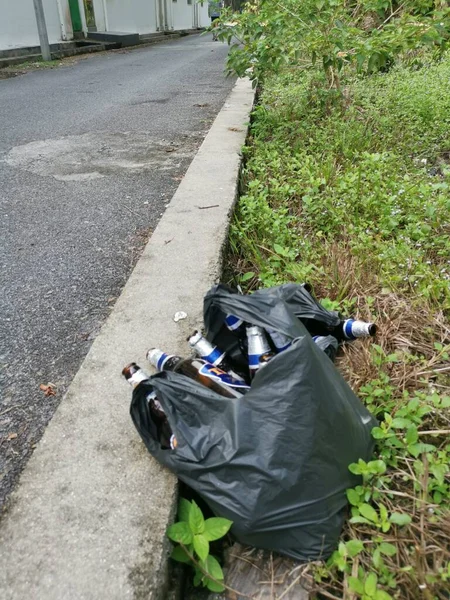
[365, 572, 378, 596]
[379, 542, 397, 557]
[205, 578, 226, 592]
[204, 555, 224, 580]
[193, 534, 209, 562]
[170, 545, 191, 564]
[372, 427, 386, 439]
[381, 521, 391, 533]
[407, 397, 420, 411]
[189, 500, 205, 535]
[405, 426, 418, 446]
[273, 243, 290, 257]
[368, 460, 387, 474]
[166, 521, 192, 544]
[372, 548, 382, 569]
[407, 442, 435, 457]
[391, 418, 412, 429]
[375, 590, 394, 600]
[349, 516, 370, 525]
[204, 517, 233, 541]
[348, 576, 364, 594]
[240, 271, 255, 282]
[348, 462, 362, 475]
[430, 464, 446, 486]
[347, 488, 360, 506]
[373, 388, 385, 397]
[389, 512, 412, 526]
[359, 503, 378, 523]
[386, 353, 398, 363]
[346, 540, 364, 557]
[178, 498, 191, 523]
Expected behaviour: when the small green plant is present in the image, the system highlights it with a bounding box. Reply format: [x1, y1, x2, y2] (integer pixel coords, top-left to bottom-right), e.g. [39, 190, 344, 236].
[224, 14, 450, 595]
[167, 498, 232, 592]
[215, 0, 450, 95]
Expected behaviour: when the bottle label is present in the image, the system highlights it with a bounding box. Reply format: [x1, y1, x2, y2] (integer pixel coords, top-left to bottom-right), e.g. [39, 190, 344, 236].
[157, 352, 175, 371]
[225, 314, 244, 331]
[247, 326, 272, 370]
[268, 330, 291, 352]
[199, 363, 250, 390]
[248, 352, 262, 370]
[201, 347, 225, 366]
[343, 320, 357, 340]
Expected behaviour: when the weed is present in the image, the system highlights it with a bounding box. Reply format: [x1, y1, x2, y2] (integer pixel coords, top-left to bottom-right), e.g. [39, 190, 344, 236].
[227, 46, 450, 600]
[167, 498, 232, 593]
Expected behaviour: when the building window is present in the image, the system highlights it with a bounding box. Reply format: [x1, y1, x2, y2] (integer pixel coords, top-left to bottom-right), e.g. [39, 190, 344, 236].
[187, 0, 192, 4]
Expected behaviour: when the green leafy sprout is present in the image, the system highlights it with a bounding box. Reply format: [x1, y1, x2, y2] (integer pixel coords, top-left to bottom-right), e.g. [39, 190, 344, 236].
[167, 498, 233, 593]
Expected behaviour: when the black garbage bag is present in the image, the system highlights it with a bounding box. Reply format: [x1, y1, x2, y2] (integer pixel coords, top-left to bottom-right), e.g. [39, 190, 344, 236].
[203, 283, 342, 370]
[130, 285, 377, 561]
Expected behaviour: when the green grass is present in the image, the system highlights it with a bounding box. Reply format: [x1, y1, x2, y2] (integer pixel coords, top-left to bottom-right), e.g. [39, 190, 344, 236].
[232, 59, 450, 309]
[229, 55, 450, 599]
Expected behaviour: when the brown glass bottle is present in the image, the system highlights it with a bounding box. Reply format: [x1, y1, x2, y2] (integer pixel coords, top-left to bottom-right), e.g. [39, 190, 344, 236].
[146, 349, 249, 398]
[122, 362, 176, 449]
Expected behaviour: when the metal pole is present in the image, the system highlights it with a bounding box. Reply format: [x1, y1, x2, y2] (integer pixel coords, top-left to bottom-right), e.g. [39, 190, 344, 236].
[32, 0, 52, 61]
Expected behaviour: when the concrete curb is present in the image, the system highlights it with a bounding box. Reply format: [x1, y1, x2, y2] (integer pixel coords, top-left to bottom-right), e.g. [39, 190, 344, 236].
[0, 77, 254, 600]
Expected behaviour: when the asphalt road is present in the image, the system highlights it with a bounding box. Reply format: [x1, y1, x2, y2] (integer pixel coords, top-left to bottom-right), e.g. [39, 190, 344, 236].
[0, 34, 235, 508]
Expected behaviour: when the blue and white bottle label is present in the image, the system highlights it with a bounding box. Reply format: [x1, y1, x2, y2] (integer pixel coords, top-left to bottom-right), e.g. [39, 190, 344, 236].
[225, 314, 244, 331]
[343, 319, 357, 340]
[200, 347, 225, 366]
[199, 363, 250, 390]
[268, 330, 292, 352]
[248, 352, 262, 370]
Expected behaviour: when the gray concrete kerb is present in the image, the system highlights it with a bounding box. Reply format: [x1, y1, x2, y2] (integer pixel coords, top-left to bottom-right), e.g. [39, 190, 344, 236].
[0, 77, 255, 600]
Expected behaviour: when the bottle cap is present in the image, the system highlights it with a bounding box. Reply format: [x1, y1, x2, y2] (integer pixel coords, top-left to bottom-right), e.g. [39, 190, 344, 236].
[122, 362, 140, 379]
[122, 363, 150, 388]
[187, 330, 202, 346]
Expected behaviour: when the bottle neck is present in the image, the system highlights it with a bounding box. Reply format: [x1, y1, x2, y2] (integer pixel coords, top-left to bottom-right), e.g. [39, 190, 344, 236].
[247, 326, 271, 355]
[127, 370, 149, 389]
[147, 348, 179, 371]
[190, 334, 224, 366]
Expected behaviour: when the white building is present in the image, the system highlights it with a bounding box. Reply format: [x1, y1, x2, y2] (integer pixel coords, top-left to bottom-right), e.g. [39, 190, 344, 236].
[0, 0, 210, 52]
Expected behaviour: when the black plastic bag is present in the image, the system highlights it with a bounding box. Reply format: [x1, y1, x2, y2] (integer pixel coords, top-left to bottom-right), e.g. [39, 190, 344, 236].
[130, 284, 376, 561]
[203, 283, 342, 370]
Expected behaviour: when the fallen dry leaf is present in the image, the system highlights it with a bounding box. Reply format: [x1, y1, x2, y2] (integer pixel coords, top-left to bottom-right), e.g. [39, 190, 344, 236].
[228, 127, 243, 132]
[7, 433, 18, 441]
[194, 103, 209, 108]
[39, 383, 57, 397]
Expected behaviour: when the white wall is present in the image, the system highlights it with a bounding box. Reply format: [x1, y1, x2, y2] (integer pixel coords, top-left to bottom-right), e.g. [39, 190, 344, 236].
[171, 0, 192, 30]
[198, 1, 210, 28]
[92, 0, 205, 35]
[92, 0, 158, 33]
[169, 0, 211, 31]
[0, 0, 73, 52]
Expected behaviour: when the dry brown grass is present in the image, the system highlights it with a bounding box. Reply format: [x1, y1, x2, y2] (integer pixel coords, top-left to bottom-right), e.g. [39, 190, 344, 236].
[223, 234, 450, 599]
